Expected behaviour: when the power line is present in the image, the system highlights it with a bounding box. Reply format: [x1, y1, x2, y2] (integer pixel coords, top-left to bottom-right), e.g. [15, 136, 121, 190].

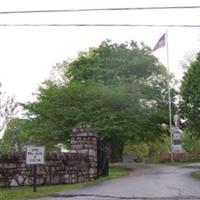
[0, 6, 200, 15]
[0, 24, 199, 27]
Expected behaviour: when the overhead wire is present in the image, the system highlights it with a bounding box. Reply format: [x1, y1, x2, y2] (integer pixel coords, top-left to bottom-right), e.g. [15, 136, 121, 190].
[0, 6, 199, 28]
[0, 6, 199, 14]
[0, 24, 198, 27]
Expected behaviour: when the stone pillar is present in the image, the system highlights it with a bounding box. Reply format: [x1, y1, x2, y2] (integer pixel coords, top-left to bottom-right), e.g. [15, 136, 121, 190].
[70, 124, 98, 179]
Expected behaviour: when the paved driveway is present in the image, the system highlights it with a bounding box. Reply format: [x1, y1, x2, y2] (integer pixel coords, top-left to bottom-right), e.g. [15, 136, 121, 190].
[35, 163, 200, 200]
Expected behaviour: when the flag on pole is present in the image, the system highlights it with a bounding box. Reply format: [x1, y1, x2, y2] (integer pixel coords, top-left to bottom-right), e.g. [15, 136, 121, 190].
[153, 33, 166, 51]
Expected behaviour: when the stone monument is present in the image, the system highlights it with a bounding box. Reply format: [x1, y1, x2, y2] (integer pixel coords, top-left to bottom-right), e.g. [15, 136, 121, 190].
[172, 113, 184, 152]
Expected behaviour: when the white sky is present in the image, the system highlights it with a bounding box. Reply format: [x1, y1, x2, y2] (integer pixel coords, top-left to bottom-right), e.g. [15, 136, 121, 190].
[0, 0, 199, 103]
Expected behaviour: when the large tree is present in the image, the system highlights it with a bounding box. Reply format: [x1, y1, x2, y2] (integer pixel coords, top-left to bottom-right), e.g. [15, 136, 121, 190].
[22, 41, 173, 161]
[180, 52, 200, 134]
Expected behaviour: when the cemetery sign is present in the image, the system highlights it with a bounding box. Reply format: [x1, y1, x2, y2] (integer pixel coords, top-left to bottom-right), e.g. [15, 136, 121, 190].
[26, 146, 45, 165]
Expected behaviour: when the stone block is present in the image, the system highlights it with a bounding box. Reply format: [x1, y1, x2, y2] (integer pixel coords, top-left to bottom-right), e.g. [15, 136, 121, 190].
[79, 149, 88, 155]
[15, 175, 25, 185]
[10, 179, 18, 187]
[71, 144, 84, 150]
[23, 178, 31, 186]
[5, 163, 16, 169]
[89, 149, 96, 157]
[89, 168, 97, 175]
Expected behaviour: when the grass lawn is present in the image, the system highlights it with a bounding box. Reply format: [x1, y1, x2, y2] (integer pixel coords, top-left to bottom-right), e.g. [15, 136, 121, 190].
[0, 165, 127, 200]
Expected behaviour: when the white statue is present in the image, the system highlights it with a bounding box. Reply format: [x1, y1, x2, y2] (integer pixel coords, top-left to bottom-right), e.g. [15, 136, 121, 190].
[172, 112, 184, 153]
[173, 113, 180, 129]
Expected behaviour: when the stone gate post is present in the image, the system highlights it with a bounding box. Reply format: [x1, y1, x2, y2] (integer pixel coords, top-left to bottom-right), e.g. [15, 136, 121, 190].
[70, 124, 98, 179]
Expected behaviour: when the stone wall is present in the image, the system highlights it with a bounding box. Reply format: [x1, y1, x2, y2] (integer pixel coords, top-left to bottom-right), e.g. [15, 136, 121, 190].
[0, 125, 98, 188]
[0, 152, 90, 187]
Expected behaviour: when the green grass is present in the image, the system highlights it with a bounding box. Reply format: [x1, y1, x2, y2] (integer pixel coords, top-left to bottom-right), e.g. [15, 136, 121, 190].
[193, 170, 200, 178]
[0, 166, 127, 200]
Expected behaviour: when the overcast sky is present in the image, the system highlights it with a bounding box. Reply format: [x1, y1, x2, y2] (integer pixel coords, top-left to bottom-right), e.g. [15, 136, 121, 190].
[0, 0, 199, 103]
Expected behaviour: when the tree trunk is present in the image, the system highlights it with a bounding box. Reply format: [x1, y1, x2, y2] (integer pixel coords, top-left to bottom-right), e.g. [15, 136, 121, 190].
[110, 141, 124, 163]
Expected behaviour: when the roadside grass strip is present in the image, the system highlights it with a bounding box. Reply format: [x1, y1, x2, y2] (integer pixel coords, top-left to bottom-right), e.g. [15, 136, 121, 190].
[0, 165, 127, 200]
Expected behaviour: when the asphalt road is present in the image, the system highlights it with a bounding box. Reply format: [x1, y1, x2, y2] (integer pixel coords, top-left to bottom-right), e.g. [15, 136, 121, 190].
[35, 163, 200, 200]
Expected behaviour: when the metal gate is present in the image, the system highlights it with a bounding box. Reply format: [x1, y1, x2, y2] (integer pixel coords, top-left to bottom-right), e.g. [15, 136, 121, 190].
[97, 139, 109, 177]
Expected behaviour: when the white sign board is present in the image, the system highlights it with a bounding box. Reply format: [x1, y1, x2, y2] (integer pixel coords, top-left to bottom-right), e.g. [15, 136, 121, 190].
[26, 146, 45, 165]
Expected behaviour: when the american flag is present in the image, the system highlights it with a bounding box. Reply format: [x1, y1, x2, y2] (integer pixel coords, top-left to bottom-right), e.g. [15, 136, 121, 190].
[153, 33, 166, 51]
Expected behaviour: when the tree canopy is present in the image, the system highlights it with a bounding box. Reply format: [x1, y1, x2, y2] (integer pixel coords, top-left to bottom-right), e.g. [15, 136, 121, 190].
[15, 40, 173, 161]
[66, 41, 165, 84]
[180, 52, 200, 134]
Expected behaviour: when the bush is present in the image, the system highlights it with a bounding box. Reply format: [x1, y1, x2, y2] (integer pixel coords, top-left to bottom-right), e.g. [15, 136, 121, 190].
[123, 142, 149, 162]
[123, 136, 170, 163]
[182, 130, 200, 156]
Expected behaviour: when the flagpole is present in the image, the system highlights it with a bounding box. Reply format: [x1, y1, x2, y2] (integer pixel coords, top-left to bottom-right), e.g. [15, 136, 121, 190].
[166, 30, 173, 163]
